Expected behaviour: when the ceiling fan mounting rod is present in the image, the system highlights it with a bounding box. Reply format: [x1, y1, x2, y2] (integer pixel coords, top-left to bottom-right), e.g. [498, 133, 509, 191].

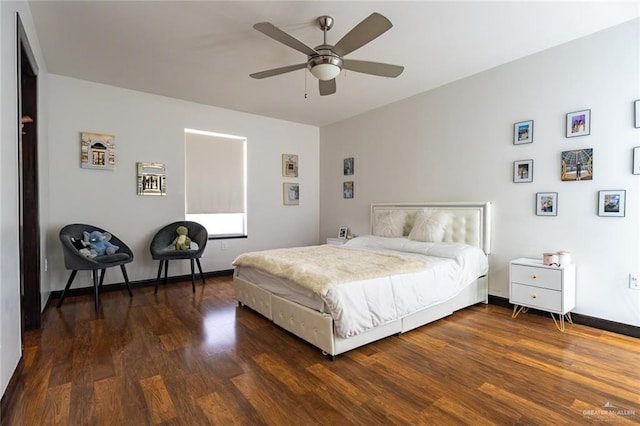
[317, 15, 334, 45]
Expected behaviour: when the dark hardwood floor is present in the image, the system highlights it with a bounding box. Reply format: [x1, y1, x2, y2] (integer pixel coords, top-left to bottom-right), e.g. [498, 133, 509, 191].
[2, 275, 639, 425]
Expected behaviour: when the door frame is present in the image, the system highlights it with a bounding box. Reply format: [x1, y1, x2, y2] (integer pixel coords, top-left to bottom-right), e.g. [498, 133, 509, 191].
[17, 13, 41, 331]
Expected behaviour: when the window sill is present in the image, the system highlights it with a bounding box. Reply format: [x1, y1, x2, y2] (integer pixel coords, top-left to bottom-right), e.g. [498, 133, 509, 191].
[208, 235, 247, 240]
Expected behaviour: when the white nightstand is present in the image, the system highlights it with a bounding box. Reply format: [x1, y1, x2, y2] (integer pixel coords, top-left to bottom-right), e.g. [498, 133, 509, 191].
[326, 238, 347, 246]
[509, 257, 576, 331]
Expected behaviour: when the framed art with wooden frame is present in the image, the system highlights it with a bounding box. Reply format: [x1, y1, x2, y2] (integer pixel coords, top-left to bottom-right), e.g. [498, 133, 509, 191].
[283, 182, 299, 205]
[566, 109, 591, 138]
[282, 154, 298, 177]
[513, 159, 533, 183]
[536, 192, 557, 216]
[598, 190, 625, 217]
[513, 120, 533, 144]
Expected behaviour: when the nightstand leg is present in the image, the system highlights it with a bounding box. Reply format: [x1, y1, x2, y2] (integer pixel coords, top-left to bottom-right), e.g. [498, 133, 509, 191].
[550, 313, 572, 332]
[511, 305, 528, 319]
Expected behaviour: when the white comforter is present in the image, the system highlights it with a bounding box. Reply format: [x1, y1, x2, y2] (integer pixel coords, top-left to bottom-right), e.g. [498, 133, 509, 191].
[325, 236, 488, 338]
[235, 235, 488, 339]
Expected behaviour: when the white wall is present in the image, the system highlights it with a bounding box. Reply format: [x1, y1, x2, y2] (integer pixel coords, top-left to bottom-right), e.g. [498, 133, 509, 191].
[2, 21, 319, 398]
[320, 19, 640, 327]
[47, 75, 320, 289]
[0, 0, 50, 397]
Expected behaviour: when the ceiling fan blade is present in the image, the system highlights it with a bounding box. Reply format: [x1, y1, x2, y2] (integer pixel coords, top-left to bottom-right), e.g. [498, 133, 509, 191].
[343, 60, 404, 78]
[250, 63, 307, 79]
[319, 79, 336, 96]
[254, 22, 318, 56]
[333, 13, 393, 57]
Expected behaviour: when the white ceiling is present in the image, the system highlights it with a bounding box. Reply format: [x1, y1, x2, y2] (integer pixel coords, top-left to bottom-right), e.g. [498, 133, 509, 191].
[28, 1, 639, 127]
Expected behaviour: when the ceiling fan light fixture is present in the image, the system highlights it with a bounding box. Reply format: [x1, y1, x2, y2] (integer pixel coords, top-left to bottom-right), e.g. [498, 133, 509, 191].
[310, 63, 341, 81]
[308, 52, 343, 81]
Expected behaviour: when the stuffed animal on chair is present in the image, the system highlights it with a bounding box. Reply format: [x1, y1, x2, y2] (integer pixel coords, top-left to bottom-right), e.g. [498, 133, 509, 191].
[172, 226, 191, 250]
[71, 237, 97, 258]
[83, 230, 119, 256]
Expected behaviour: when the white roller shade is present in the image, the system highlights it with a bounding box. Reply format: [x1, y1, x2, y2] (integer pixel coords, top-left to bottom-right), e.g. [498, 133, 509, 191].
[185, 132, 245, 214]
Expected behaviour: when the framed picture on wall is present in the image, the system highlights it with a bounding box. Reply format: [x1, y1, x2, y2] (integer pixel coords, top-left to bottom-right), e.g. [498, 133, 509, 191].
[598, 190, 625, 217]
[536, 192, 557, 216]
[566, 109, 591, 138]
[344, 157, 354, 175]
[81, 131, 116, 170]
[633, 147, 640, 175]
[343, 181, 354, 199]
[282, 154, 298, 177]
[283, 183, 299, 205]
[635, 100, 640, 128]
[513, 159, 533, 183]
[513, 120, 533, 144]
[137, 162, 166, 196]
[561, 148, 593, 181]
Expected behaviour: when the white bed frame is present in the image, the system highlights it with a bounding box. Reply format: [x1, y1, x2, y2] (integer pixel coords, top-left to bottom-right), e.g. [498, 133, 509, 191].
[234, 202, 491, 359]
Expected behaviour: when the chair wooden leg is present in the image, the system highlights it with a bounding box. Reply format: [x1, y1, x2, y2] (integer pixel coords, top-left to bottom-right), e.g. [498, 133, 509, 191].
[92, 270, 100, 312]
[190, 259, 196, 293]
[98, 269, 106, 287]
[154, 260, 164, 294]
[196, 258, 205, 284]
[57, 270, 78, 308]
[163, 260, 169, 284]
[120, 265, 133, 298]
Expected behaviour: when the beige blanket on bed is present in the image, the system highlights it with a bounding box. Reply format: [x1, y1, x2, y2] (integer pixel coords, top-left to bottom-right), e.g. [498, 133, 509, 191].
[232, 245, 429, 296]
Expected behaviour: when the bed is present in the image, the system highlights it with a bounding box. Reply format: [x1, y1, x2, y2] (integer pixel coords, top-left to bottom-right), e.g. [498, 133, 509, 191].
[233, 202, 491, 359]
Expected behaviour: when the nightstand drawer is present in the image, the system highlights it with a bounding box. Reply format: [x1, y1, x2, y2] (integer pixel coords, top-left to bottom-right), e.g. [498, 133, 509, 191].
[511, 264, 562, 291]
[510, 283, 561, 312]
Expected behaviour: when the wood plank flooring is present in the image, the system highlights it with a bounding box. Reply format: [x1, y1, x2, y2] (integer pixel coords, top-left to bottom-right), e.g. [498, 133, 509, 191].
[2, 275, 639, 425]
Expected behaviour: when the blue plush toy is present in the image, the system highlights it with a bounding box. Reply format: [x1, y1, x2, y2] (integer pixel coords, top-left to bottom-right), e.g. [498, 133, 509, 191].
[83, 230, 119, 256]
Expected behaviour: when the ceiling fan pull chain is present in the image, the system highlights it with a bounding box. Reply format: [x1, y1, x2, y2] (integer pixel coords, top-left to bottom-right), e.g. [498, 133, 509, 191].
[304, 69, 308, 99]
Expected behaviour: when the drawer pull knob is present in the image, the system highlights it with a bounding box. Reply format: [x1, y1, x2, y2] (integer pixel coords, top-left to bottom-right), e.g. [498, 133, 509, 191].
[531, 274, 537, 279]
[531, 294, 537, 299]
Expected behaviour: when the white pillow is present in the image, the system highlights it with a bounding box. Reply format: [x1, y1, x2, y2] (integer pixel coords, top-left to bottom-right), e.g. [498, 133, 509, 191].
[372, 210, 406, 237]
[408, 209, 451, 242]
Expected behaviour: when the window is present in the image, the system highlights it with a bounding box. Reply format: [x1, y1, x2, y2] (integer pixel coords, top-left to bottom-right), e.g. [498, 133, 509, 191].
[184, 129, 247, 237]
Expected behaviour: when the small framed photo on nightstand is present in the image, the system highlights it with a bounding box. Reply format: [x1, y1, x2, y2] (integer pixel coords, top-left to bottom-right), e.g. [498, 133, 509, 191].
[338, 227, 348, 239]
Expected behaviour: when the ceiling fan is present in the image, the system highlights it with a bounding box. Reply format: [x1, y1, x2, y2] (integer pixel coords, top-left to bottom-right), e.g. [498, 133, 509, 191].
[250, 13, 404, 96]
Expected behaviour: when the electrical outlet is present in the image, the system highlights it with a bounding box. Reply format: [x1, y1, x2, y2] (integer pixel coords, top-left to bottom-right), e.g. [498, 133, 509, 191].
[221, 241, 227, 250]
[630, 274, 639, 290]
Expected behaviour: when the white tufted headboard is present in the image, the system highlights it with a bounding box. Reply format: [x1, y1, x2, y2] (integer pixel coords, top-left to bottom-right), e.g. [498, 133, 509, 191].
[370, 202, 492, 254]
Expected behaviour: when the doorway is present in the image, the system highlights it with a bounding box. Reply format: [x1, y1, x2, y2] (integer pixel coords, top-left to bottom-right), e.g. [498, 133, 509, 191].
[17, 14, 41, 331]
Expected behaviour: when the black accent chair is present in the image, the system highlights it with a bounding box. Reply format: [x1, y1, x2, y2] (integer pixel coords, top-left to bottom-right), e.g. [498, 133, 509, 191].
[58, 224, 134, 311]
[149, 221, 208, 293]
